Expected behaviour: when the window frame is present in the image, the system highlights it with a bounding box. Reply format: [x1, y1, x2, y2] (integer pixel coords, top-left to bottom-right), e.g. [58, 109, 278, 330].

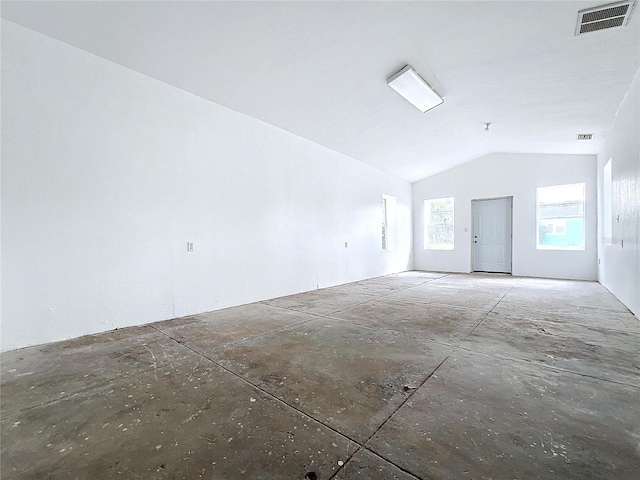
[382, 196, 388, 250]
[536, 183, 586, 251]
[603, 159, 612, 246]
[424, 197, 455, 251]
[381, 194, 397, 251]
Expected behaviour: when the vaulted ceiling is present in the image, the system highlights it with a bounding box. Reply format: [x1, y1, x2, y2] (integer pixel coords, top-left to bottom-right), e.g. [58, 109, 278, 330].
[3, 1, 638, 182]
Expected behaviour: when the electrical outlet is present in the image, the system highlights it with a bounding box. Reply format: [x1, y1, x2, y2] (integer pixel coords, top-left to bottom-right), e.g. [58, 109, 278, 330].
[344, 241, 348, 248]
[187, 242, 194, 252]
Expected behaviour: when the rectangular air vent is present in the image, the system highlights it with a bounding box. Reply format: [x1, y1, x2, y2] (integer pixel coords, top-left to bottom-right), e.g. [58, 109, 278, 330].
[577, 134, 594, 140]
[576, 1, 636, 35]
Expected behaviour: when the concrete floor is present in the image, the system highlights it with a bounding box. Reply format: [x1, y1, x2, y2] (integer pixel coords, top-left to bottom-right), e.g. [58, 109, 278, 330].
[2, 271, 639, 479]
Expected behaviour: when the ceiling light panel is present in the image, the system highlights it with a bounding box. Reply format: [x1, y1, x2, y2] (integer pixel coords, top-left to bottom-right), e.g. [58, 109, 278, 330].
[387, 65, 444, 113]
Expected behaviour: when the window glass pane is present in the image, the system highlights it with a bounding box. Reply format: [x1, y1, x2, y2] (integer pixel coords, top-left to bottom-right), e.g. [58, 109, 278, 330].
[424, 197, 454, 250]
[536, 183, 585, 250]
[381, 194, 397, 251]
[604, 159, 612, 246]
[381, 197, 388, 250]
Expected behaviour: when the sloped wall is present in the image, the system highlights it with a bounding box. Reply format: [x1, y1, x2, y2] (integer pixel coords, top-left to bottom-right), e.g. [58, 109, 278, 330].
[1, 21, 412, 351]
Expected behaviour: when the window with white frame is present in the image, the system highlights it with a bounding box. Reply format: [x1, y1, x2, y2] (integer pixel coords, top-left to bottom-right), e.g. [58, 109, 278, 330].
[424, 197, 454, 250]
[382, 194, 397, 251]
[382, 197, 388, 250]
[536, 183, 585, 250]
[604, 159, 612, 246]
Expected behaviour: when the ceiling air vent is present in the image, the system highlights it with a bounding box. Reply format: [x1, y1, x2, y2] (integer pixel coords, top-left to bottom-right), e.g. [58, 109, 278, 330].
[577, 134, 594, 140]
[576, 1, 636, 35]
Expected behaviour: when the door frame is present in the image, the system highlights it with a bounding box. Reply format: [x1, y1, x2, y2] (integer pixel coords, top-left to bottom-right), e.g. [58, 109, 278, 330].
[470, 196, 514, 273]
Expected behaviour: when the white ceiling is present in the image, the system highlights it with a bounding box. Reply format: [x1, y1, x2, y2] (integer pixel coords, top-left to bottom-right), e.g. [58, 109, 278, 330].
[3, 1, 639, 182]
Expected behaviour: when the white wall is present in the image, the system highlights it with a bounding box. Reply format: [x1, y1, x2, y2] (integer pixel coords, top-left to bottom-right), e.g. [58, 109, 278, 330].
[413, 153, 597, 280]
[597, 69, 639, 317]
[0, 21, 412, 351]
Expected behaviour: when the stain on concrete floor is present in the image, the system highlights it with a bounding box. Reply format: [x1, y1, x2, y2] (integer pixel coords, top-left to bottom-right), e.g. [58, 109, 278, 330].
[1, 272, 639, 479]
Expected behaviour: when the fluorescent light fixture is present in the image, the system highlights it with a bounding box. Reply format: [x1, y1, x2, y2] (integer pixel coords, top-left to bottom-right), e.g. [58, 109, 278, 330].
[387, 65, 443, 113]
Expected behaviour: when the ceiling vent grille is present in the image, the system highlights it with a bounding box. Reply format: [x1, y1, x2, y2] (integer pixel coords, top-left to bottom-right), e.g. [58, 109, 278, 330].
[576, 1, 636, 35]
[577, 134, 594, 140]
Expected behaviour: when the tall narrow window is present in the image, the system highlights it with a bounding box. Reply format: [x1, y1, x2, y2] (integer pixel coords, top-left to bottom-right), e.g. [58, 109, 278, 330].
[382, 197, 388, 250]
[424, 197, 454, 250]
[381, 194, 397, 251]
[604, 159, 612, 246]
[536, 183, 585, 250]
